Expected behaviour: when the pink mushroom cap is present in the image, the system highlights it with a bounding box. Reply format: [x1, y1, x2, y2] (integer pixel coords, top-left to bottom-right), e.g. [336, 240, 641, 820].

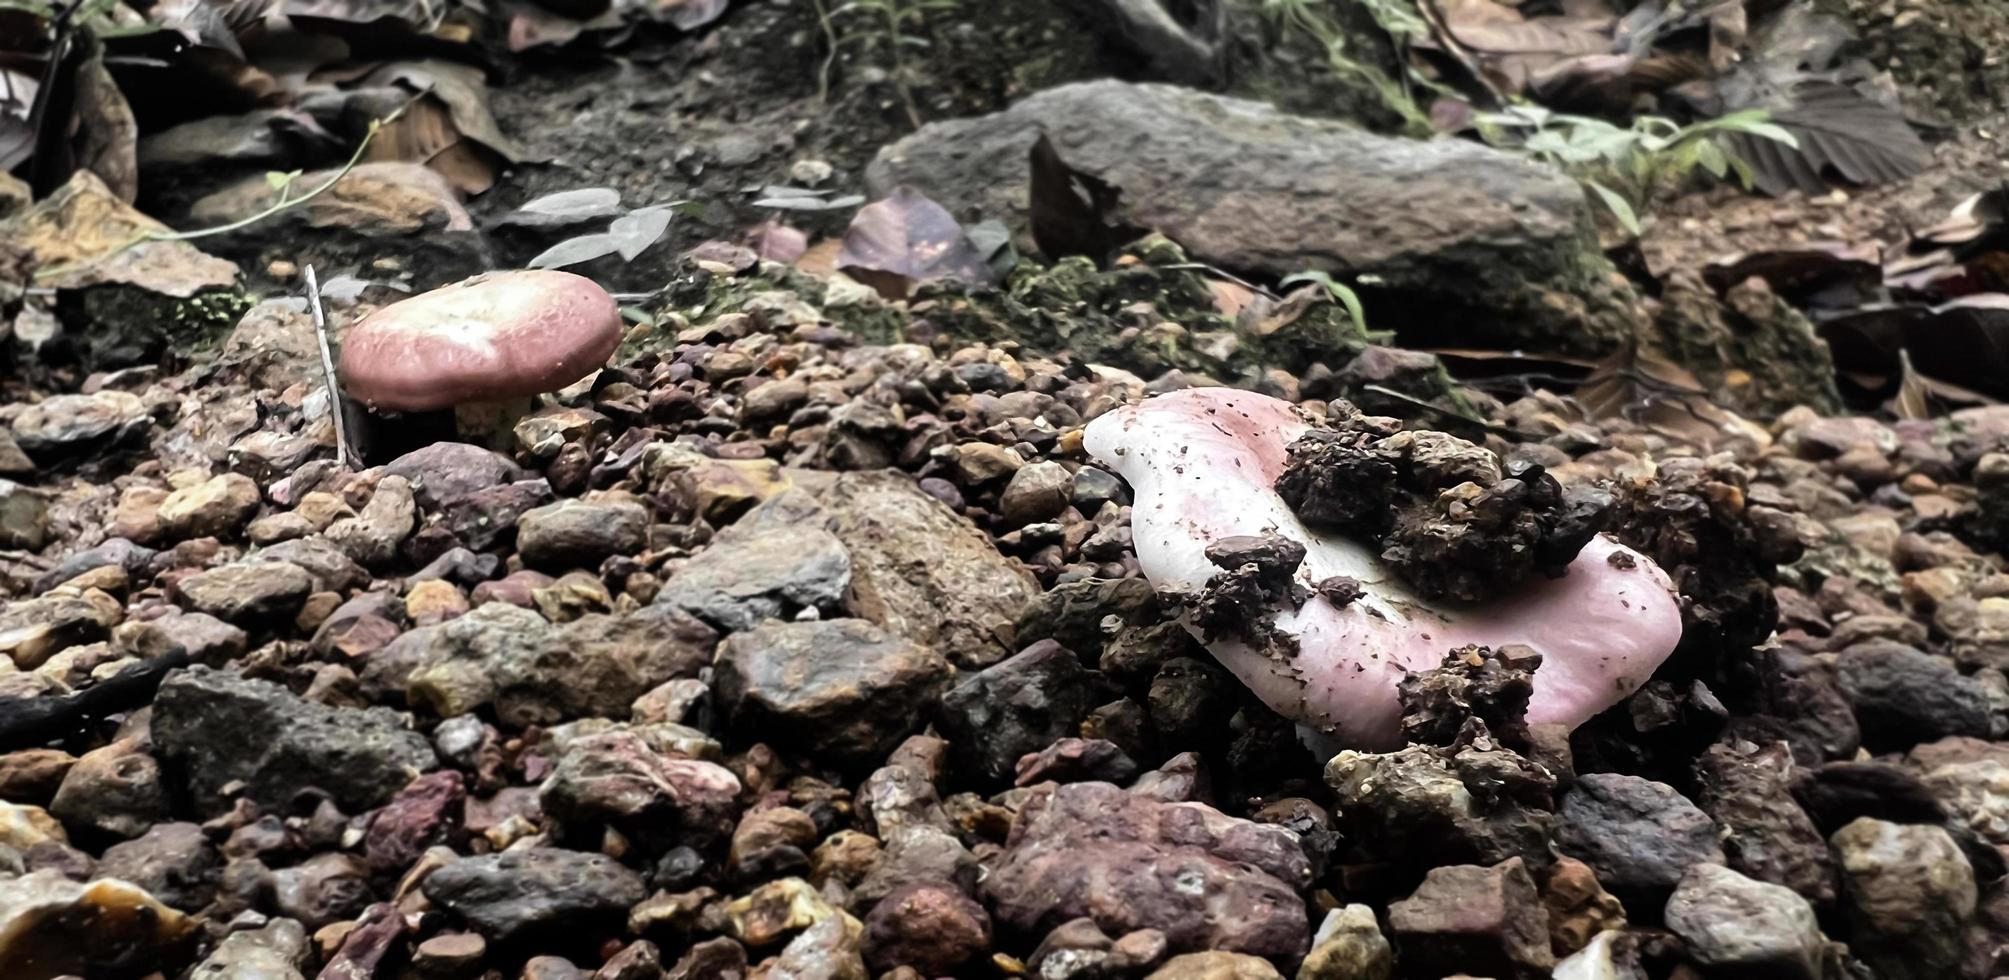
[1085, 387, 1684, 748]
[339, 270, 622, 413]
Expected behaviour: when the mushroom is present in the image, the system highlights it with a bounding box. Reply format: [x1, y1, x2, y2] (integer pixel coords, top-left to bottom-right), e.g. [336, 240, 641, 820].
[1084, 387, 1683, 749]
[338, 270, 622, 456]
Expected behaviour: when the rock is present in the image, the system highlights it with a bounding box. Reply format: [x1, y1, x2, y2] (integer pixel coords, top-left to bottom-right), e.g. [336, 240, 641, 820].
[1015, 737, 1140, 786]
[318, 903, 407, 980]
[1001, 461, 1072, 527]
[187, 917, 309, 980]
[593, 940, 661, 980]
[0, 870, 196, 977]
[401, 603, 715, 725]
[1016, 576, 1157, 661]
[152, 665, 437, 813]
[715, 618, 951, 770]
[0, 749, 75, 805]
[95, 821, 219, 913]
[653, 519, 852, 631]
[1544, 858, 1625, 957]
[1554, 773, 1723, 903]
[255, 536, 370, 593]
[1692, 742, 1836, 905]
[862, 880, 992, 974]
[383, 443, 525, 510]
[1836, 640, 1993, 749]
[767, 911, 869, 980]
[0, 800, 66, 849]
[517, 497, 649, 571]
[10, 391, 149, 455]
[1146, 952, 1284, 979]
[816, 470, 1040, 668]
[948, 443, 1023, 483]
[325, 476, 417, 567]
[175, 561, 316, 624]
[1297, 904, 1392, 980]
[362, 770, 465, 875]
[412, 932, 487, 977]
[1910, 736, 2009, 845]
[538, 729, 742, 849]
[1663, 863, 1823, 980]
[157, 473, 261, 541]
[0, 590, 123, 669]
[0, 480, 47, 550]
[729, 805, 819, 880]
[1387, 857, 1552, 978]
[939, 639, 1104, 785]
[853, 824, 979, 912]
[868, 80, 1628, 352]
[271, 851, 371, 929]
[1324, 743, 1553, 871]
[1831, 818, 1976, 980]
[728, 876, 845, 947]
[985, 781, 1310, 960]
[666, 937, 748, 979]
[421, 848, 647, 943]
[48, 738, 169, 840]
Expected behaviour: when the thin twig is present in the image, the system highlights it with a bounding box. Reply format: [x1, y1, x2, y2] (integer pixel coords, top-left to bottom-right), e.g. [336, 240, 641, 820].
[305, 265, 354, 469]
[1362, 384, 1517, 437]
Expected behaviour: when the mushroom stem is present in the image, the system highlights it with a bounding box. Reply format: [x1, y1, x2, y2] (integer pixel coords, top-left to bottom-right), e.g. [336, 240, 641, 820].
[349, 407, 458, 464]
[453, 396, 538, 449]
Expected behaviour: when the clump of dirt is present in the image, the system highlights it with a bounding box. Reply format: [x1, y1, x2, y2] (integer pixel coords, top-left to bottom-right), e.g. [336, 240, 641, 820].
[1275, 406, 1613, 603]
[1606, 454, 1805, 664]
[1398, 644, 1543, 749]
[1164, 532, 1308, 660]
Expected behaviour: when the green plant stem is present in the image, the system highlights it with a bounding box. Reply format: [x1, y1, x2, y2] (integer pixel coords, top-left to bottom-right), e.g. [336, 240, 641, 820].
[33, 102, 409, 283]
[812, 0, 839, 104]
[885, 1, 921, 129]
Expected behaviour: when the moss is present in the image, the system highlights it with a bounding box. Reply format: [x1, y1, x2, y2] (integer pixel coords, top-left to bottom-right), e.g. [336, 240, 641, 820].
[66, 284, 254, 371]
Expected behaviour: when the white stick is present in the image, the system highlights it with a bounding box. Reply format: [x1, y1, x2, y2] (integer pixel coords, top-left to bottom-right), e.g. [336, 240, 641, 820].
[306, 265, 354, 468]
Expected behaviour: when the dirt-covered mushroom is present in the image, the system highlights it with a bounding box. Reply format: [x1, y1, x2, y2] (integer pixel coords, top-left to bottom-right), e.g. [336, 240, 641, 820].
[1084, 387, 1683, 749]
[338, 270, 621, 453]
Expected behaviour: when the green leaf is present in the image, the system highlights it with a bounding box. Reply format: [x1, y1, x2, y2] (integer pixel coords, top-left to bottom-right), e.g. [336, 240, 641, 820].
[1585, 180, 1640, 237]
[1695, 139, 1729, 179]
[264, 170, 302, 191]
[1280, 270, 1369, 332]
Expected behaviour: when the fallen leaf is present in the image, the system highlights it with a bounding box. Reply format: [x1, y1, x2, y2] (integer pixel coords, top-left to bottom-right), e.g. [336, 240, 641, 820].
[1028, 133, 1144, 263]
[608, 204, 676, 260]
[835, 186, 998, 299]
[1730, 81, 1929, 196]
[1, 69, 37, 173]
[1818, 295, 2009, 402]
[73, 46, 138, 203]
[744, 219, 807, 263]
[496, 187, 624, 228]
[2, 170, 239, 296]
[528, 232, 622, 269]
[1701, 242, 1881, 308]
[1576, 341, 1761, 449]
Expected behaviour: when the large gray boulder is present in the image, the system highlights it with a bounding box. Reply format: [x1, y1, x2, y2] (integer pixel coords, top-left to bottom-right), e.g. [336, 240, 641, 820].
[867, 80, 1636, 352]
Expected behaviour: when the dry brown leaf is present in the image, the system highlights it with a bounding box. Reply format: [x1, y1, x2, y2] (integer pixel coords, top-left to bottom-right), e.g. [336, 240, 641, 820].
[73, 48, 138, 203]
[836, 187, 998, 300]
[2, 170, 239, 296]
[793, 238, 843, 279]
[1576, 341, 1762, 449]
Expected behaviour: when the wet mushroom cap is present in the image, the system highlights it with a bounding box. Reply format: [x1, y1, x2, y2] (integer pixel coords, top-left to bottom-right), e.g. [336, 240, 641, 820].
[339, 270, 622, 413]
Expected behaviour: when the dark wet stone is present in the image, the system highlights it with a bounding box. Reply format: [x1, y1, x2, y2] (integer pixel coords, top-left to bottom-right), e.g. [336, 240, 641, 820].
[421, 847, 647, 943]
[152, 665, 437, 813]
